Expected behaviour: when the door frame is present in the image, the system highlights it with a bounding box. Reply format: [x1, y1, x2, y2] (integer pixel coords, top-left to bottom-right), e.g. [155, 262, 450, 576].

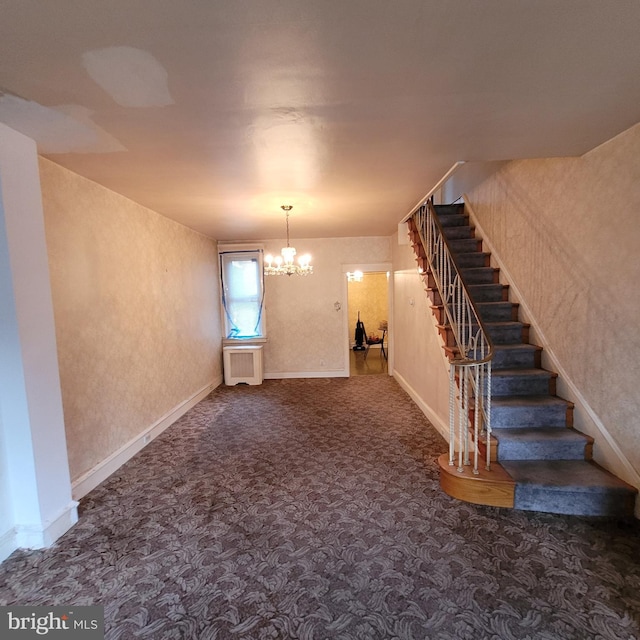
[342, 262, 393, 377]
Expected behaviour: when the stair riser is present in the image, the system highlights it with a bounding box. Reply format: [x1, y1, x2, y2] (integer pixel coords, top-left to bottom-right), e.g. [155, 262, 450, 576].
[434, 204, 465, 216]
[439, 323, 528, 346]
[467, 285, 508, 302]
[454, 252, 491, 269]
[421, 272, 437, 289]
[426, 288, 442, 306]
[436, 214, 469, 228]
[436, 303, 516, 324]
[411, 242, 426, 260]
[467, 347, 539, 369]
[486, 324, 528, 344]
[460, 268, 498, 284]
[490, 405, 569, 428]
[466, 377, 554, 397]
[476, 304, 518, 323]
[448, 238, 483, 254]
[492, 348, 541, 370]
[409, 231, 422, 247]
[497, 440, 588, 461]
[431, 306, 445, 324]
[513, 486, 636, 518]
[490, 376, 555, 397]
[443, 226, 473, 240]
[416, 257, 428, 274]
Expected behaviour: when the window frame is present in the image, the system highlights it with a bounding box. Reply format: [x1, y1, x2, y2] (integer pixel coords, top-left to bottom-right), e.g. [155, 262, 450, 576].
[218, 245, 266, 342]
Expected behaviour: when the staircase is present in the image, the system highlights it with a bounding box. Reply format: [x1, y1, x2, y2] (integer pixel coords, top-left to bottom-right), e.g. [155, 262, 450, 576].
[410, 202, 637, 518]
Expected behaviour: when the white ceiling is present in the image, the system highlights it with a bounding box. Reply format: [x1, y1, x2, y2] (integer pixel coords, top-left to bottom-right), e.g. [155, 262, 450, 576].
[1, 0, 639, 241]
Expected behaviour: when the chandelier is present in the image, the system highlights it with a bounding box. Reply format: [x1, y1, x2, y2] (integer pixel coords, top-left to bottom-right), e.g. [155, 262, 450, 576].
[264, 205, 313, 276]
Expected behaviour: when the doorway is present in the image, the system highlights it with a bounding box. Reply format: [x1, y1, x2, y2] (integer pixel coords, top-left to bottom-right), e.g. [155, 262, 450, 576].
[346, 271, 389, 376]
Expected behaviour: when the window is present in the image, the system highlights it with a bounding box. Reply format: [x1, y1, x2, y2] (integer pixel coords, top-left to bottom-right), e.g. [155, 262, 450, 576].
[219, 250, 265, 339]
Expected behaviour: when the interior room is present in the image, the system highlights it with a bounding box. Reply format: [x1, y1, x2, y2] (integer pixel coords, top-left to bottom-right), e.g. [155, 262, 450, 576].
[347, 271, 389, 376]
[1, 2, 640, 638]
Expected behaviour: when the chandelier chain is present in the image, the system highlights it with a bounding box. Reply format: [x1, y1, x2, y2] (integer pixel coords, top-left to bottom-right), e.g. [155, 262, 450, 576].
[285, 211, 291, 248]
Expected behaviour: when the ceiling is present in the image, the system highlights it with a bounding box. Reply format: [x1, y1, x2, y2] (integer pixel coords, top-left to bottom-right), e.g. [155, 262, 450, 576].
[1, 1, 639, 241]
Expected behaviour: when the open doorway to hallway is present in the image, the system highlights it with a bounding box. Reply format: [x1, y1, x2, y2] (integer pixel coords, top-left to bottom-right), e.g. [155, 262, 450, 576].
[347, 271, 389, 376]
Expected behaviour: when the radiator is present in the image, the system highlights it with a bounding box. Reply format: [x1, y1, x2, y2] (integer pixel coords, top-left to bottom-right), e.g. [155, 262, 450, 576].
[223, 345, 264, 386]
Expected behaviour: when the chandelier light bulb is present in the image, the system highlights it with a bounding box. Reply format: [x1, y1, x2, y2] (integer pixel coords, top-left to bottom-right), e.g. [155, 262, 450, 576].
[281, 246, 296, 265]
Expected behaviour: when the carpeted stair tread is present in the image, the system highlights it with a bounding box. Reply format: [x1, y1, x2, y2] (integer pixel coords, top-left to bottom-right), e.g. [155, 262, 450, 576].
[475, 301, 517, 322]
[500, 460, 633, 492]
[500, 460, 637, 517]
[493, 367, 552, 376]
[494, 427, 591, 461]
[491, 368, 555, 396]
[443, 226, 474, 240]
[439, 320, 526, 345]
[465, 344, 540, 369]
[437, 213, 469, 227]
[448, 238, 482, 253]
[454, 252, 491, 269]
[486, 320, 526, 329]
[484, 321, 528, 344]
[492, 344, 541, 369]
[434, 203, 465, 216]
[460, 267, 499, 284]
[491, 395, 571, 428]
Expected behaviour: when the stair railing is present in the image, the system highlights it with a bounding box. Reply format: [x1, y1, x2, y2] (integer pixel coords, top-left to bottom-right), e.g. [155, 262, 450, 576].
[409, 200, 494, 474]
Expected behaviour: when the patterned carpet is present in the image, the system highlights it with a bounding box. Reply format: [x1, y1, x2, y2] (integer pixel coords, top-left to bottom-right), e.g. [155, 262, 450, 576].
[1, 376, 639, 640]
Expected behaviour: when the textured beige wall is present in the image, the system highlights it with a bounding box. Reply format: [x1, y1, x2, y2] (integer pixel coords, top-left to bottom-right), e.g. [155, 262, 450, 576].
[39, 158, 222, 481]
[263, 236, 391, 375]
[466, 122, 640, 478]
[348, 272, 388, 344]
[391, 231, 451, 438]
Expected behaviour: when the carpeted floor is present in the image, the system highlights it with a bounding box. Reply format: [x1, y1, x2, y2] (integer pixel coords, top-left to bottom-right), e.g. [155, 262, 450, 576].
[1, 376, 639, 639]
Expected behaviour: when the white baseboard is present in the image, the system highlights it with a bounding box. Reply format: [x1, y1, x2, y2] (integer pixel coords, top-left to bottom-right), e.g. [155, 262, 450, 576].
[0, 527, 17, 563]
[15, 500, 79, 549]
[264, 370, 349, 379]
[40, 500, 79, 547]
[1, 500, 79, 560]
[392, 370, 449, 442]
[72, 377, 221, 501]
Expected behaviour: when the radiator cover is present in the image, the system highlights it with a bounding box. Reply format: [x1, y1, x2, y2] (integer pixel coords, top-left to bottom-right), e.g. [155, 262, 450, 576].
[223, 345, 264, 386]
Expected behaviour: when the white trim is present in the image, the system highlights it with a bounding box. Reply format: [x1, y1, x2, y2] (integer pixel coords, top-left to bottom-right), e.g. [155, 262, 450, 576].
[1, 500, 80, 558]
[222, 337, 267, 346]
[13, 500, 79, 550]
[392, 370, 449, 442]
[464, 195, 640, 511]
[264, 370, 348, 379]
[342, 262, 393, 378]
[0, 527, 17, 563]
[342, 263, 391, 274]
[343, 272, 350, 374]
[217, 242, 265, 252]
[39, 500, 79, 546]
[71, 377, 222, 500]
